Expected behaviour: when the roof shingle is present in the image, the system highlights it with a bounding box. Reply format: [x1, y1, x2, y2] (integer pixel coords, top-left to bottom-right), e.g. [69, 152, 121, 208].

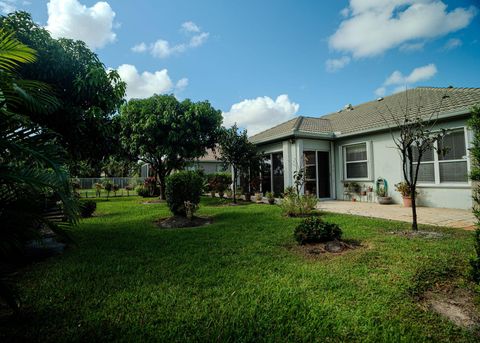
[249, 87, 480, 143]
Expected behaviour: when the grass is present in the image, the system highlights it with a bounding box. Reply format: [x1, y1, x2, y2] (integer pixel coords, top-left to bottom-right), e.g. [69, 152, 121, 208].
[1, 196, 478, 342]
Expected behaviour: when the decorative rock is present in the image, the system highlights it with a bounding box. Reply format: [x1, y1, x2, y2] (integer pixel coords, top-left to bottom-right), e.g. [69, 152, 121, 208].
[325, 240, 344, 253]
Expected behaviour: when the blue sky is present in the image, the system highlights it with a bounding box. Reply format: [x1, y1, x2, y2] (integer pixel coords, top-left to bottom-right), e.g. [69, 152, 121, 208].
[2, 0, 480, 134]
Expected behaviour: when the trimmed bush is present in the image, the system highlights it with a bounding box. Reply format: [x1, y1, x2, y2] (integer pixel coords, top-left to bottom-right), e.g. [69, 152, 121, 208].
[80, 200, 97, 218]
[294, 217, 342, 245]
[136, 186, 150, 197]
[165, 171, 204, 217]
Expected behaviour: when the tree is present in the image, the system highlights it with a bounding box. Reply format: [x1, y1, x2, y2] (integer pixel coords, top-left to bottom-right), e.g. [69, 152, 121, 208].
[0, 12, 126, 176]
[119, 95, 222, 199]
[0, 29, 78, 308]
[468, 106, 480, 282]
[218, 125, 261, 203]
[379, 89, 449, 231]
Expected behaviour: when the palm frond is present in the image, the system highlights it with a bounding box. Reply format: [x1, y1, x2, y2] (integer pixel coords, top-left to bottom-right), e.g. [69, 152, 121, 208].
[0, 29, 36, 71]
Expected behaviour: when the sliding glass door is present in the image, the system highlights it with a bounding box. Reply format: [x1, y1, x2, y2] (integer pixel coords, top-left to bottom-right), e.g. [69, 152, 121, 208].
[303, 150, 331, 198]
[261, 152, 284, 196]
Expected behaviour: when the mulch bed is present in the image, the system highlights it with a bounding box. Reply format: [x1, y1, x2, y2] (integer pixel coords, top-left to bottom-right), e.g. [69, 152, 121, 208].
[289, 239, 362, 259]
[155, 216, 213, 229]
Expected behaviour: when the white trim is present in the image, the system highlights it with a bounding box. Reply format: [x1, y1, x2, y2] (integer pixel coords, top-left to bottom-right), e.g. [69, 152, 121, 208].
[342, 141, 371, 181]
[414, 126, 470, 186]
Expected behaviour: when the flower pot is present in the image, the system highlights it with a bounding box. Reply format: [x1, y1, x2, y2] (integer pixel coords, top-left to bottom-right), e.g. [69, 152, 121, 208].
[377, 196, 392, 205]
[402, 196, 412, 207]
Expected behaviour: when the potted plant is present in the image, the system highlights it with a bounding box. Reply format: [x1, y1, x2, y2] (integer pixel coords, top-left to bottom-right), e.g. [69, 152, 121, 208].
[395, 181, 418, 207]
[255, 192, 263, 203]
[360, 185, 367, 196]
[376, 186, 392, 204]
[266, 192, 275, 205]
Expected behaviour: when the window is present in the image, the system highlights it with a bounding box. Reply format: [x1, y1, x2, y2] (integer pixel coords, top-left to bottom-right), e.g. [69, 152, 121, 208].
[412, 146, 435, 183]
[343, 143, 369, 180]
[413, 128, 468, 184]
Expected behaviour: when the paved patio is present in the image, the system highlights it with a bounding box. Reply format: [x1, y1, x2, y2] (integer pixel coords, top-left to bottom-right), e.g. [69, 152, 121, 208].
[316, 200, 476, 230]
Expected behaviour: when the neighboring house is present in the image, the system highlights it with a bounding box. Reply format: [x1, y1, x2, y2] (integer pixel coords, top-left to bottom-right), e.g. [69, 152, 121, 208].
[250, 87, 480, 210]
[186, 148, 227, 174]
[141, 149, 227, 177]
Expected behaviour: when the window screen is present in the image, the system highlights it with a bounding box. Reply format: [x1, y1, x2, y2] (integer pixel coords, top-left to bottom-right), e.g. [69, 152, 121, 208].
[344, 143, 368, 179]
[416, 163, 435, 183]
[438, 130, 466, 161]
[345, 144, 367, 162]
[440, 161, 468, 183]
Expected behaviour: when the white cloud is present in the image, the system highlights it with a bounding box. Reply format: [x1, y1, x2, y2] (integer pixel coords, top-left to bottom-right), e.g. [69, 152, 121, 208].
[0, 0, 16, 14]
[399, 42, 425, 52]
[175, 78, 189, 93]
[329, 0, 476, 58]
[223, 95, 300, 135]
[375, 87, 386, 97]
[376, 63, 438, 95]
[117, 64, 188, 100]
[133, 21, 209, 58]
[325, 56, 351, 72]
[443, 38, 462, 50]
[181, 21, 200, 33]
[131, 42, 147, 53]
[46, 0, 116, 49]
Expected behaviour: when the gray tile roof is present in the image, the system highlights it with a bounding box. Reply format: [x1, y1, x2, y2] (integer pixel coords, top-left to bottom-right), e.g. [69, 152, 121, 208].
[249, 87, 480, 143]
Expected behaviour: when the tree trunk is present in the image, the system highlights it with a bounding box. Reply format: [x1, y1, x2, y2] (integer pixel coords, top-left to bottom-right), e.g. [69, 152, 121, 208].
[411, 189, 418, 231]
[158, 174, 166, 200]
[232, 168, 237, 204]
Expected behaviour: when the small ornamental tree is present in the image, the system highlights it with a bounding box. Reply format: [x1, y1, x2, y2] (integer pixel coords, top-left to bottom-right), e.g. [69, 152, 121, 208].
[119, 95, 222, 199]
[468, 105, 480, 283]
[165, 171, 203, 217]
[379, 89, 449, 231]
[218, 125, 261, 203]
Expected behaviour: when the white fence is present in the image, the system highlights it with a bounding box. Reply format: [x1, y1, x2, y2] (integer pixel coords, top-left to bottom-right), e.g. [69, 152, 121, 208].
[76, 177, 145, 189]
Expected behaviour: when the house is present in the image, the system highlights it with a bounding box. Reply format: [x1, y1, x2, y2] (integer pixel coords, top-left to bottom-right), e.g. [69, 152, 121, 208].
[249, 87, 480, 210]
[186, 148, 227, 174]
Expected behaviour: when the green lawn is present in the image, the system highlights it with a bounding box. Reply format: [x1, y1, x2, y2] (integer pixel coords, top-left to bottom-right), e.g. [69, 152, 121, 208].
[1, 197, 478, 342]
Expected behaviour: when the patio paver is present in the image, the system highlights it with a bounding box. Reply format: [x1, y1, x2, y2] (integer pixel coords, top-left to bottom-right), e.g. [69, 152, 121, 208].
[316, 200, 476, 230]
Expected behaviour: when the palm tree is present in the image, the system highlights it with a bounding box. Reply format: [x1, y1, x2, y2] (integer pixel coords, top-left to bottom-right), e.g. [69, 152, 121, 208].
[0, 29, 78, 309]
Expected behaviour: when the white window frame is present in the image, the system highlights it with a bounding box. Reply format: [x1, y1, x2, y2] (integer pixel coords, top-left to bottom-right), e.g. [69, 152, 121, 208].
[414, 126, 470, 187]
[342, 141, 371, 181]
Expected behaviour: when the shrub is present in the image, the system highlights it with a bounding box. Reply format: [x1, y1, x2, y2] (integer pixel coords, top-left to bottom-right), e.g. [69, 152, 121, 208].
[80, 200, 97, 218]
[144, 177, 159, 196]
[294, 217, 342, 245]
[165, 171, 204, 217]
[112, 184, 120, 196]
[136, 185, 150, 197]
[103, 180, 113, 198]
[471, 229, 480, 283]
[213, 172, 232, 196]
[280, 193, 317, 217]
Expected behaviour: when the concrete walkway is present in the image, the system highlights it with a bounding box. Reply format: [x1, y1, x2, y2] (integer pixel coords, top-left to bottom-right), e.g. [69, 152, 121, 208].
[316, 200, 476, 230]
